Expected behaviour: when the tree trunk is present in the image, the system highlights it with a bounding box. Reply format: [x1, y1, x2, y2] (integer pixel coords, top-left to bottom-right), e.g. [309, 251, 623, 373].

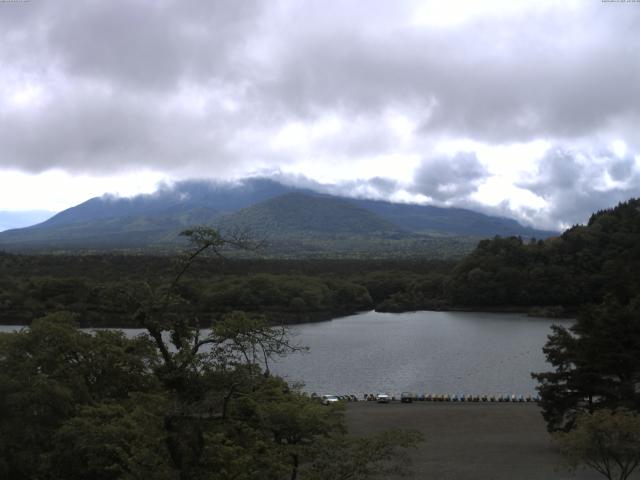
[290, 453, 299, 480]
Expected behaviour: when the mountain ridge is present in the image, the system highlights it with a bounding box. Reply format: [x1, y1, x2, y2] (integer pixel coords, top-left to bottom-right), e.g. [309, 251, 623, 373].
[0, 178, 557, 256]
[216, 192, 402, 236]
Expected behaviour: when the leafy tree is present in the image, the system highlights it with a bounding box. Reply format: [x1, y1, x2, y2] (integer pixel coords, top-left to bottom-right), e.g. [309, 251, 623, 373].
[533, 296, 640, 431]
[0, 227, 423, 479]
[554, 408, 640, 480]
[0, 313, 162, 480]
[259, 384, 345, 479]
[50, 396, 176, 480]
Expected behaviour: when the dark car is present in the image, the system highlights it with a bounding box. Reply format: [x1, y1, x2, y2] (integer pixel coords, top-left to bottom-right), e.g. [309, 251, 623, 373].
[400, 392, 415, 403]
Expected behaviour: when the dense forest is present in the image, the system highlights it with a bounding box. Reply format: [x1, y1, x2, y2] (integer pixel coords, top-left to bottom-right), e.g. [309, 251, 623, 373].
[445, 198, 640, 309]
[0, 230, 423, 480]
[0, 253, 452, 326]
[1, 199, 639, 327]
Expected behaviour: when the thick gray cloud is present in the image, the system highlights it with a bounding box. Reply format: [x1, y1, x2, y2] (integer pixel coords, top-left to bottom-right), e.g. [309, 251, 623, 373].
[411, 152, 488, 202]
[257, 172, 401, 201]
[0, 0, 639, 228]
[0, 86, 244, 174]
[319, 177, 402, 200]
[0, 0, 266, 174]
[516, 148, 640, 227]
[0, 1, 262, 89]
[257, 2, 640, 141]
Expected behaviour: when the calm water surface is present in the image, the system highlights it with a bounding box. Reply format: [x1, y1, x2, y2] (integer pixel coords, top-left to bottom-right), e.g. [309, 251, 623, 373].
[0, 310, 572, 396]
[271, 310, 572, 396]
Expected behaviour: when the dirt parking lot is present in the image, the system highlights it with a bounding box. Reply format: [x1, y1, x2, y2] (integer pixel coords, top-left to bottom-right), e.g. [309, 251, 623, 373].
[346, 402, 622, 480]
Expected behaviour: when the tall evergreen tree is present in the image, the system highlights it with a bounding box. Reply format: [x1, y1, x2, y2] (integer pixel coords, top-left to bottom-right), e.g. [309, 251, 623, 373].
[533, 296, 640, 431]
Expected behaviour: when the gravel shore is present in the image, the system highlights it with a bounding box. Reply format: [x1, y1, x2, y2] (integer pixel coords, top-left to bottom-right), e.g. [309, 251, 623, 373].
[346, 402, 614, 480]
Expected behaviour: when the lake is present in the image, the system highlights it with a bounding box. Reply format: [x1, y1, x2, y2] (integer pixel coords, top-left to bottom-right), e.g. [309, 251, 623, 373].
[270, 310, 572, 397]
[0, 310, 572, 397]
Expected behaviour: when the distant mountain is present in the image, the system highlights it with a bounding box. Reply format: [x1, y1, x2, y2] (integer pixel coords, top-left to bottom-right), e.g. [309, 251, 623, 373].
[0, 178, 294, 250]
[0, 211, 216, 250]
[38, 178, 291, 228]
[0, 178, 557, 257]
[217, 193, 400, 236]
[0, 210, 56, 232]
[350, 198, 553, 238]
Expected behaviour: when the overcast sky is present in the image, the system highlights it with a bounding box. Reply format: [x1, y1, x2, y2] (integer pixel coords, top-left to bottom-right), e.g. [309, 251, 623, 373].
[1, 0, 639, 229]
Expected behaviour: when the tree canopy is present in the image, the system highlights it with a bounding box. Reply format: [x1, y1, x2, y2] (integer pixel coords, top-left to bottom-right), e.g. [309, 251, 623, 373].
[0, 228, 422, 479]
[533, 296, 640, 432]
[554, 408, 640, 480]
[445, 199, 640, 309]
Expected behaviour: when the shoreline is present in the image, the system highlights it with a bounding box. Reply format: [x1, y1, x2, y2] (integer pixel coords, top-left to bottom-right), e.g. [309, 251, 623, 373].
[0, 305, 575, 328]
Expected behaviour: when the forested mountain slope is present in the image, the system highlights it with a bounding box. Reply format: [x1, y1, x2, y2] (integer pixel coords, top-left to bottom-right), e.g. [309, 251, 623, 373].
[351, 198, 554, 238]
[0, 177, 555, 256]
[443, 198, 640, 308]
[217, 192, 400, 235]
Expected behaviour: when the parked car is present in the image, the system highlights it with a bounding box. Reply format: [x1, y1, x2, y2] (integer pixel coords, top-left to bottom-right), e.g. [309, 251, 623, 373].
[401, 392, 415, 403]
[321, 395, 339, 405]
[376, 393, 391, 403]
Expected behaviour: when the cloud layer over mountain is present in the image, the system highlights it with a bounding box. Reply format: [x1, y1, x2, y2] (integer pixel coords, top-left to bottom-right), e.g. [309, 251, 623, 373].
[1, 0, 639, 229]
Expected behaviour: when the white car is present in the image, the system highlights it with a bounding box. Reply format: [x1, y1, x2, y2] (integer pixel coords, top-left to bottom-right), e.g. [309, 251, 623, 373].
[376, 393, 391, 403]
[321, 395, 339, 405]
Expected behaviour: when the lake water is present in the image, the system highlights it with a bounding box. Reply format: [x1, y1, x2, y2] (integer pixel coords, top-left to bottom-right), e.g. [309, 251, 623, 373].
[270, 310, 572, 397]
[0, 310, 572, 397]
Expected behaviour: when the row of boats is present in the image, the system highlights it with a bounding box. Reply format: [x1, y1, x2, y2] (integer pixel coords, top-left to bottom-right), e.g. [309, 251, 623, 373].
[314, 393, 541, 404]
[365, 393, 540, 402]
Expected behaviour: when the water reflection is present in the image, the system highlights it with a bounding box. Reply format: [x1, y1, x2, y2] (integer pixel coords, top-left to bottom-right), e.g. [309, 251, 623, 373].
[270, 310, 573, 396]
